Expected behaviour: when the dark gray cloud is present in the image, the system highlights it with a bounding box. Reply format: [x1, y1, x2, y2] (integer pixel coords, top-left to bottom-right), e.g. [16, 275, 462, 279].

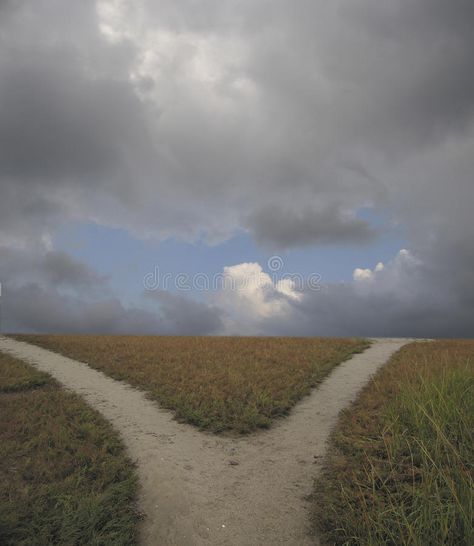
[263, 286, 474, 339]
[2, 285, 159, 334]
[247, 205, 376, 249]
[282, 276, 474, 340]
[0, 0, 473, 336]
[0, 54, 148, 181]
[0, 245, 133, 332]
[145, 291, 225, 336]
[0, 248, 107, 293]
[0, 247, 223, 335]
[0, 0, 154, 243]
[2, 283, 223, 335]
[41, 251, 108, 291]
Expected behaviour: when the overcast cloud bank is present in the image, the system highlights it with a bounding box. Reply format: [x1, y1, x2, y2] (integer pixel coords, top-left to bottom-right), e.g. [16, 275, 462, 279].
[0, 0, 473, 336]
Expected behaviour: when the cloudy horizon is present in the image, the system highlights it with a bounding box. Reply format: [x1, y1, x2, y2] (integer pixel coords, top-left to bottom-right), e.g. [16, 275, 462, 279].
[1, 0, 473, 337]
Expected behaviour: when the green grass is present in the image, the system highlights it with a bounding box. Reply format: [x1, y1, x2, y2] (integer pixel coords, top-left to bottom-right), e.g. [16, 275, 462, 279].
[12, 335, 369, 433]
[0, 352, 140, 545]
[312, 340, 474, 546]
[0, 357, 51, 393]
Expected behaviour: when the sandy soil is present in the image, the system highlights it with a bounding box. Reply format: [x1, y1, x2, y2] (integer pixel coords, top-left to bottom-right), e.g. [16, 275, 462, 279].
[0, 336, 412, 545]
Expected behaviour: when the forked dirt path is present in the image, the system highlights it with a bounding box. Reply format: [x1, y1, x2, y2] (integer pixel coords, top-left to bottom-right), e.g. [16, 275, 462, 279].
[0, 336, 412, 545]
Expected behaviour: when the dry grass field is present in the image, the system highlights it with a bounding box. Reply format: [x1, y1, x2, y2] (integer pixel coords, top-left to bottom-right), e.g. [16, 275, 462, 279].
[0, 352, 139, 545]
[312, 340, 474, 546]
[13, 335, 369, 433]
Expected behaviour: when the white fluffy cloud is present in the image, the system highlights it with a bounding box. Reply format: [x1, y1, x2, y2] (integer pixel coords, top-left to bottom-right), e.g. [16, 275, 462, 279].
[352, 249, 421, 297]
[215, 262, 301, 332]
[212, 248, 469, 338]
[353, 261, 384, 282]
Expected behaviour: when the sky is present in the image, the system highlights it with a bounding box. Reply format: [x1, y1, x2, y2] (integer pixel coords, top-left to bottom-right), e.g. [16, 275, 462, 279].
[0, 0, 473, 337]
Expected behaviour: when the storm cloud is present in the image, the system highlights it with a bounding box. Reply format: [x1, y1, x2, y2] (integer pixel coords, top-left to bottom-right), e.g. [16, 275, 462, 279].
[246, 205, 376, 249]
[0, 0, 473, 336]
[0, 247, 224, 334]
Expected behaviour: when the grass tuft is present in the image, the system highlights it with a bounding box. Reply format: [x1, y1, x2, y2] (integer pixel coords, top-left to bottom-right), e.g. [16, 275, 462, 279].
[312, 340, 474, 546]
[0, 357, 50, 393]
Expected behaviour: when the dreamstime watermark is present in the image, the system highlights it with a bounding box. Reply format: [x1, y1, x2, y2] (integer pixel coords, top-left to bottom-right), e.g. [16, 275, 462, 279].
[143, 256, 321, 292]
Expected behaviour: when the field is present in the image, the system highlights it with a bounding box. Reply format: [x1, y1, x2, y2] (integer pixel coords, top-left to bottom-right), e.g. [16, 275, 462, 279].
[0, 352, 139, 545]
[12, 335, 369, 433]
[312, 340, 474, 546]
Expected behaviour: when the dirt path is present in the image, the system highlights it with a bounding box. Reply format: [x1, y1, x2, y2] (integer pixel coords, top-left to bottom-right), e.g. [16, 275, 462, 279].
[0, 336, 412, 545]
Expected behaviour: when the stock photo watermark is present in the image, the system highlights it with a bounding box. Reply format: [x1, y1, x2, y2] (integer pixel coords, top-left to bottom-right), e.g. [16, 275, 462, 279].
[143, 256, 322, 292]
